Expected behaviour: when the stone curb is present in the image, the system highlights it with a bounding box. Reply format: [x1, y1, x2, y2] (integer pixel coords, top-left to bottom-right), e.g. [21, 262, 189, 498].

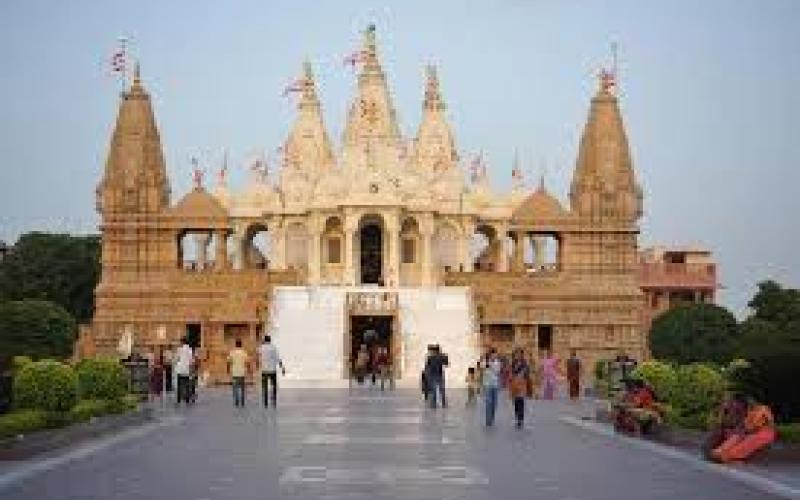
[0, 407, 154, 461]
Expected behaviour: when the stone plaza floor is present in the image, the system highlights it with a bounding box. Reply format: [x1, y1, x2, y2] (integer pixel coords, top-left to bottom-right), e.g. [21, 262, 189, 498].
[0, 386, 795, 499]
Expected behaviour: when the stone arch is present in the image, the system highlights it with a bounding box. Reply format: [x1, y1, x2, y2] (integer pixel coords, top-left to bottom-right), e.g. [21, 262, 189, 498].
[434, 220, 460, 272]
[243, 222, 270, 270]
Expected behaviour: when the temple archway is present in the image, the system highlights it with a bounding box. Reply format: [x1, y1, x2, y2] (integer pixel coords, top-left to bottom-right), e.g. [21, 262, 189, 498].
[358, 215, 384, 285]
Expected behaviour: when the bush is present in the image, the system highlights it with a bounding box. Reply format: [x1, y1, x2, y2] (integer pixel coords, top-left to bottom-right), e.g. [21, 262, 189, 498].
[69, 399, 108, 423]
[777, 423, 800, 444]
[631, 360, 677, 402]
[669, 364, 726, 430]
[649, 303, 740, 365]
[11, 356, 32, 374]
[13, 360, 77, 412]
[0, 300, 78, 360]
[76, 358, 128, 401]
[0, 409, 49, 439]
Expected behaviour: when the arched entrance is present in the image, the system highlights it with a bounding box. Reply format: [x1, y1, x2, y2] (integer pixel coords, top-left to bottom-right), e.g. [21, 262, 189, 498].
[359, 223, 383, 284]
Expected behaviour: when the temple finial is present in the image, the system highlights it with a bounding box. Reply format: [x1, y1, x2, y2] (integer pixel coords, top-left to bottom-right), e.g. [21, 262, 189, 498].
[539, 173, 545, 191]
[423, 64, 445, 111]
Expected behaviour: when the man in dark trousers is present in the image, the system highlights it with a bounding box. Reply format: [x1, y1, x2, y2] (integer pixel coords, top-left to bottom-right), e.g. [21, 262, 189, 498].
[424, 344, 449, 408]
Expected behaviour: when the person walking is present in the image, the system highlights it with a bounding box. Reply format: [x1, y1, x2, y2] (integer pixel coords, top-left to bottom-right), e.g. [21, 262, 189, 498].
[163, 348, 174, 394]
[227, 339, 249, 408]
[424, 344, 449, 408]
[375, 346, 391, 391]
[510, 348, 532, 428]
[566, 349, 582, 401]
[482, 349, 502, 426]
[257, 335, 285, 408]
[148, 350, 165, 403]
[174, 337, 194, 405]
[540, 349, 560, 400]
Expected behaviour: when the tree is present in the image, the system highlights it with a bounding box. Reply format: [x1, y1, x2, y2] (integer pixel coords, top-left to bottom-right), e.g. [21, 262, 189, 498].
[0, 232, 100, 322]
[649, 303, 740, 364]
[735, 281, 800, 423]
[0, 300, 77, 360]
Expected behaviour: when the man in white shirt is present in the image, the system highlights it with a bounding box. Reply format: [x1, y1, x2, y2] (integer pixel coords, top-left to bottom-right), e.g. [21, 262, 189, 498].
[227, 339, 250, 408]
[257, 335, 285, 408]
[174, 338, 194, 405]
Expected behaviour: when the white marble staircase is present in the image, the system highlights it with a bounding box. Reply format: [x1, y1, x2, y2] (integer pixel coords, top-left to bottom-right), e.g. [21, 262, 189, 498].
[269, 286, 478, 388]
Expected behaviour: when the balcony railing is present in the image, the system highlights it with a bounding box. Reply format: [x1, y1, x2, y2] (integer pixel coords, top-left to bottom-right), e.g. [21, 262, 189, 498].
[638, 262, 717, 289]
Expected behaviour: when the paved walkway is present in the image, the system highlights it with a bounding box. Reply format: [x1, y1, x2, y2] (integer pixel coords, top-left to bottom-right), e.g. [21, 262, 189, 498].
[0, 387, 794, 499]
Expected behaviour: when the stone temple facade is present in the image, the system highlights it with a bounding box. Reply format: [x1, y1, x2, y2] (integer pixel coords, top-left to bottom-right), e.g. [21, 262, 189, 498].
[80, 27, 646, 386]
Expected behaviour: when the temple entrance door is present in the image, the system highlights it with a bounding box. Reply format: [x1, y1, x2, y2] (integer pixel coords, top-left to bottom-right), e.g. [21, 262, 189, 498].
[348, 315, 393, 382]
[359, 224, 383, 284]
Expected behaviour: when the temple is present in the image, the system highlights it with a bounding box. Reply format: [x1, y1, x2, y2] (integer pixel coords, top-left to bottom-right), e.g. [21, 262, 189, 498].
[81, 27, 657, 386]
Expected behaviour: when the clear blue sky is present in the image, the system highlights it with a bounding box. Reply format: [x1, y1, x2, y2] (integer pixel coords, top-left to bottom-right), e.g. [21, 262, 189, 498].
[1, 0, 798, 315]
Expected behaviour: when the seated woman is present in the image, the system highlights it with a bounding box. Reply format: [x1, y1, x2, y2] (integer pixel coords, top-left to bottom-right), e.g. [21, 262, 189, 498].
[711, 402, 776, 463]
[702, 392, 748, 459]
[613, 379, 663, 436]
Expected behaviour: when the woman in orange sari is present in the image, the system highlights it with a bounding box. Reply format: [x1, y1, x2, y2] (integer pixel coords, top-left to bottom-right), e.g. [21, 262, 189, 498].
[712, 403, 776, 463]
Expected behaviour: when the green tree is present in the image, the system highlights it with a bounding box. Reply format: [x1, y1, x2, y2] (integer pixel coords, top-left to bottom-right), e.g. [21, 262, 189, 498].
[649, 303, 740, 364]
[0, 232, 100, 322]
[735, 281, 800, 423]
[0, 300, 77, 360]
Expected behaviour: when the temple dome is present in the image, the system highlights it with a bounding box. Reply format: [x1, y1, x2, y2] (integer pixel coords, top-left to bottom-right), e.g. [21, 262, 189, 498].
[169, 187, 228, 218]
[512, 185, 567, 220]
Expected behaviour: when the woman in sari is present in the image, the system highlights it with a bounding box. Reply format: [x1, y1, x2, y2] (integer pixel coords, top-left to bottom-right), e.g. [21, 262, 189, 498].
[509, 349, 532, 428]
[712, 402, 776, 463]
[540, 349, 560, 400]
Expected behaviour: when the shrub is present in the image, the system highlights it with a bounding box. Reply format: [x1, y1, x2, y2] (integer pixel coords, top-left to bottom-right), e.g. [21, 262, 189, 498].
[13, 360, 78, 412]
[777, 423, 800, 444]
[649, 303, 740, 364]
[631, 360, 677, 402]
[69, 399, 108, 423]
[0, 300, 78, 360]
[76, 358, 128, 401]
[11, 356, 32, 374]
[669, 364, 726, 430]
[0, 409, 48, 439]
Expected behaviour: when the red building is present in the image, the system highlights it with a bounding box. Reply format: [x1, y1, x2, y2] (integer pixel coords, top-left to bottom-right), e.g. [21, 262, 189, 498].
[639, 247, 719, 334]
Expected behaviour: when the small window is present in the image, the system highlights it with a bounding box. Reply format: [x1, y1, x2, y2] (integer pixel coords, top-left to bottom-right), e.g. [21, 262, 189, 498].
[401, 238, 416, 264]
[327, 237, 341, 264]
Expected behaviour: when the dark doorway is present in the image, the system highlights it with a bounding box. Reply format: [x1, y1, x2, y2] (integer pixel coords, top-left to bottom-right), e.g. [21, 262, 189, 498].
[185, 323, 201, 349]
[349, 315, 392, 375]
[360, 224, 383, 284]
[537, 324, 553, 353]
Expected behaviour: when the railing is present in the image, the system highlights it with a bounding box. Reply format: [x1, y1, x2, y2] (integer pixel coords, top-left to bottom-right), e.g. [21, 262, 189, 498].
[346, 291, 398, 313]
[638, 262, 717, 289]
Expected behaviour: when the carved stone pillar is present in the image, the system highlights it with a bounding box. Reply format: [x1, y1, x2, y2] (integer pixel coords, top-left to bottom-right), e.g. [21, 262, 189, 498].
[343, 214, 357, 286]
[460, 219, 475, 272]
[214, 230, 228, 271]
[270, 219, 286, 270]
[495, 224, 509, 272]
[513, 231, 526, 272]
[385, 213, 400, 287]
[307, 217, 322, 285]
[419, 215, 434, 286]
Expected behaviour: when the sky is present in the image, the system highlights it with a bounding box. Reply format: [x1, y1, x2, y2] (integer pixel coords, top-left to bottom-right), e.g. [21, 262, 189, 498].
[0, 0, 798, 316]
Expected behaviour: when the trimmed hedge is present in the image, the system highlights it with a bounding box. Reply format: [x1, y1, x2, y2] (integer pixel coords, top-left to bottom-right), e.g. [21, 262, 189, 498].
[670, 364, 726, 430]
[777, 423, 800, 444]
[76, 358, 127, 401]
[69, 399, 108, 422]
[0, 409, 48, 439]
[632, 360, 677, 403]
[13, 360, 78, 412]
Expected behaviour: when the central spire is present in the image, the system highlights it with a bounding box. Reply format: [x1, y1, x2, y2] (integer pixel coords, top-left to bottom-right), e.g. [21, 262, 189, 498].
[410, 64, 458, 172]
[341, 25, 403, 170]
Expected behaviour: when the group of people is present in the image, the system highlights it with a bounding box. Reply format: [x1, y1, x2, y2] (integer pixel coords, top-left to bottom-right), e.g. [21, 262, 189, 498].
[352, 344, 392, 390]
[612, 379, 777, 463]
[420, 346, 584, 428]
[141, 335, 287, 409]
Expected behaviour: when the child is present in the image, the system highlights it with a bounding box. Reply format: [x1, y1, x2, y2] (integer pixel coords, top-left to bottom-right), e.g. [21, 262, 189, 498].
[465, 367, 478, 406]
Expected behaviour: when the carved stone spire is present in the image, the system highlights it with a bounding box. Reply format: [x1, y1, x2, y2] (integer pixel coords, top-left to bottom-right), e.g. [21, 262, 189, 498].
[569, 72, 642, 220]
[97, 63, 170, 214]
[341, 25, 404, 170]
[282, 60, 335, 174]
[410, 64, 458, 172]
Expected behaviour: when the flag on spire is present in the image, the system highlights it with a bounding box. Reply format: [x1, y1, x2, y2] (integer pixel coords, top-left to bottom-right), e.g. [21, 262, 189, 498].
[191, 157, 204, 189]
[343, 49, 368, 69]
[110, 37, 127, 75]
[282, 75, 309, 97]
